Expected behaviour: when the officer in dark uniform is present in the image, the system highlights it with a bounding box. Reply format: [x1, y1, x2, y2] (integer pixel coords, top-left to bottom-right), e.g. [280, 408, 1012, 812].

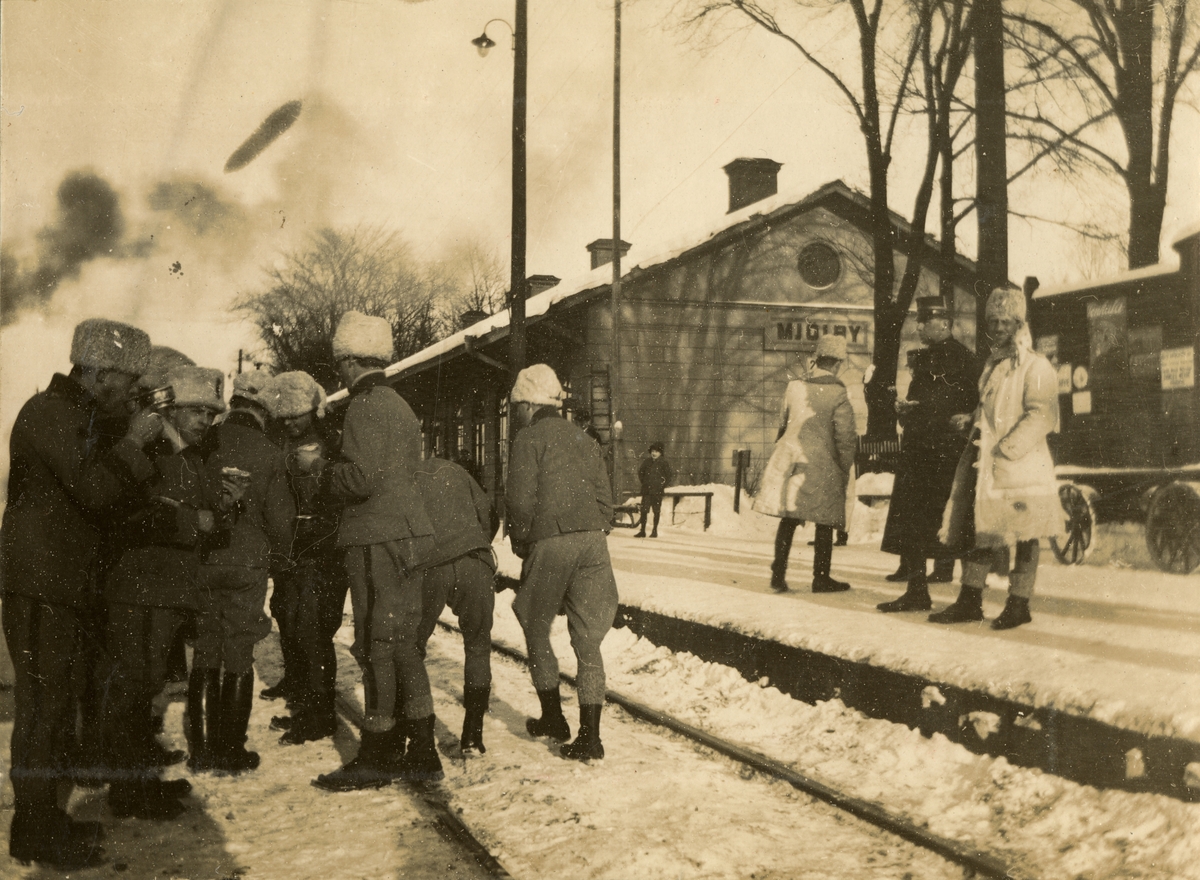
[877, 296, 981, 613]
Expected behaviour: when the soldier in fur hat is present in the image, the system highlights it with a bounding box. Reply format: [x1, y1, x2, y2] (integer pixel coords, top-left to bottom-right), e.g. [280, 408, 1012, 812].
[1, 318, 163, 869]
[263, 371, 347, 746]
[507, 364, 618, 761]
[294, 312, 440, 790]
[102, 365, 236, 819]
[189, 368, 296, 776]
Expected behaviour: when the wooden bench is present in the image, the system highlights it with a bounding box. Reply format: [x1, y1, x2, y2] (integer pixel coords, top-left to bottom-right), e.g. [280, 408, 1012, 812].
[663, 490, 714, 530]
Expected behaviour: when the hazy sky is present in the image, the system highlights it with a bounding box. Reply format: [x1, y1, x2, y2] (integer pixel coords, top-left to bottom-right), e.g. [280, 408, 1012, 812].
[2, 0, 1197, 394]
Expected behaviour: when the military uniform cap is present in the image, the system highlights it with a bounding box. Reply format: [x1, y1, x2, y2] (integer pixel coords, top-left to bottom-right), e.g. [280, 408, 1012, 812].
[70, 318, 151, 375]
[916, 296, 951, 321]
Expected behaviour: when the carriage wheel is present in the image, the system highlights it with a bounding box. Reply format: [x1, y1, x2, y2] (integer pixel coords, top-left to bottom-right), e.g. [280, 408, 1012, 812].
[1145, 482, 1200, 575]
[1050, 483, 1094, 565]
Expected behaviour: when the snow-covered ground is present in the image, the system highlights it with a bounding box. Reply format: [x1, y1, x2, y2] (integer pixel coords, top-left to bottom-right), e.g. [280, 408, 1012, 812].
[1, 484, 1197, 878]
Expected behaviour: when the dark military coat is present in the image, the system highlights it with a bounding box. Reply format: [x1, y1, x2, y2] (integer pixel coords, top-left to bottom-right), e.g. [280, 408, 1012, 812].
[881, 337, 981, 558]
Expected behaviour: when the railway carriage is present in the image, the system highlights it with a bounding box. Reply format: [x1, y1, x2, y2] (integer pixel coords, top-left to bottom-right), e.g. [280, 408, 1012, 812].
[1028, 227, 1200, 573]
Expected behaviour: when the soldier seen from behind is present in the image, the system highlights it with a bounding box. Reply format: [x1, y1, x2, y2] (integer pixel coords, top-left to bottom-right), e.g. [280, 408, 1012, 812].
[189, 369, 296, 776]
[295, 312, 439, 791]
[412, 457, 498, 755]
[755, 335, 858, 594]
[265, 371, 347, 746]
[507, 364, 618, 761]
[877, 297, 981, 613]
[1, 318, 161, 869]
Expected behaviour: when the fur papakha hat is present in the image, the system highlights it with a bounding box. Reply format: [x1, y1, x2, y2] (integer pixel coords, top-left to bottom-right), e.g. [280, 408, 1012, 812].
[985, 287, 1027, 324]
[231, 368, 276, 412]
[271, 371, 326, 419]
[138, 346, 195, 392]
[70, 318, 151, 376]
[815, 334, 848, 361]
[332, 311, 394, 363]
[167, 366, 226, 413]
[510, 363, 564, 407]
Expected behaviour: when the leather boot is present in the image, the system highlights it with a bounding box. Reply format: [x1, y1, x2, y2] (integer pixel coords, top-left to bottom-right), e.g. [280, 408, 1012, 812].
[884, 558, 910, 582]
[217, 671, 259, 774]
[279, 707, 338, 745]
[526, 688, 571, 741]
[312, 729, 396, 792]
[811, 526, 850, 593]
[377, 717, 409, 775]
[561, 704, 604, 761]
[259, 677, 295, 702]
[9, 807, 106, 870]
[770, 519, 798, 593]
[186, 668, 221, 772]
[991, 594, 1032, 630]
[461, 686, 490, 755]
[930, 557, 956, 583]
[928, 586, 984, 623]
[877, 574, 932, 612]
[401, 715, 444, 782]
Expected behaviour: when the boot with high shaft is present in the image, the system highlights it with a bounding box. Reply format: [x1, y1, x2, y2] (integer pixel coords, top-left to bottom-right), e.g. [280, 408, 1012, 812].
[877, 572, 932, 613]
[928, 585, 984, 623]
[312, 729, 396, 792]
[217, 671, 259, 774]
[811, 525, 850, 593]
[460, 686, 490, 755]
[186, 668, 222, 772]
[991, 593, 1032, 630]
[561, 704, 605, 761]
[526, 687, 570, 741]
[401, 715, 444, 782]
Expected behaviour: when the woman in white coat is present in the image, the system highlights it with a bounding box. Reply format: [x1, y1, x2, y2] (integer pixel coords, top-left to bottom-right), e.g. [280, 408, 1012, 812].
[931, 287, 1060, 630]
[754, 335, 858, 593]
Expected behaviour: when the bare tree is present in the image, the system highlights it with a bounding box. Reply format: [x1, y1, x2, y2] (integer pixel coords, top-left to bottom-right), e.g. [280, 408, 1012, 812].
[1005, 0, 1200, 268]
[683, 0, 975, 435]
[236, 227, 450, 389]
[442, 240, 508, 319]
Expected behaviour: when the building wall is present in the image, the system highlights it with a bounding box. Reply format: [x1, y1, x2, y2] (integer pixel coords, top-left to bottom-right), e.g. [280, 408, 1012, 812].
[580, 205, 978, 494]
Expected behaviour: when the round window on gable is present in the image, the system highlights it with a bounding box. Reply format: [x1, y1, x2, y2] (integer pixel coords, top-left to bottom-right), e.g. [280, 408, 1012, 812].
[797, 241, 842, 290]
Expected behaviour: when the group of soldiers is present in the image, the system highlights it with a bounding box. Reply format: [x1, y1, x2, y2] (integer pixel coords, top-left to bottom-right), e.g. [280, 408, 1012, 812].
[1, 312, 619, 870]
[759, 289, 1061, 632]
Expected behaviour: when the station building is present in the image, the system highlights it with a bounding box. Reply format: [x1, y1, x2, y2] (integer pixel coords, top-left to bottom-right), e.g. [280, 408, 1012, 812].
[372, 162, 990, 500]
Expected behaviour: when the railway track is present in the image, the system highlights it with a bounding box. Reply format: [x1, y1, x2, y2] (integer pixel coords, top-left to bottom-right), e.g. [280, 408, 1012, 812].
[405, 620, 1020, 880]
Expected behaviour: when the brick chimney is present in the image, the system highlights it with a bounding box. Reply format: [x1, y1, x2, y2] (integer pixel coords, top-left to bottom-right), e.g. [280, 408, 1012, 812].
[526, 275, 560, 297]
[723, 158, 782, 213]
[586, 239, 632, 270]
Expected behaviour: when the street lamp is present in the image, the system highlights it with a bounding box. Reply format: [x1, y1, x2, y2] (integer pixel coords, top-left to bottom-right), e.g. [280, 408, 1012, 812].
[472, 5, 527, 386]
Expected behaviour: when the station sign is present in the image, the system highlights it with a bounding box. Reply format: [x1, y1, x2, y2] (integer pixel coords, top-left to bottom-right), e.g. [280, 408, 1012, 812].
[1161, 346, 1196, 390]
[765, 309, 872, 353]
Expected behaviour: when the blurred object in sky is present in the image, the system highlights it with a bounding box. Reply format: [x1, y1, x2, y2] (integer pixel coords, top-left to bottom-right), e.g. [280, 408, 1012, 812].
[224, 100, 303, 173]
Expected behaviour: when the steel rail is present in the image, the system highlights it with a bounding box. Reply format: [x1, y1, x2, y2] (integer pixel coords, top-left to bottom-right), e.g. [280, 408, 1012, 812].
[437, 620, 1019, 880]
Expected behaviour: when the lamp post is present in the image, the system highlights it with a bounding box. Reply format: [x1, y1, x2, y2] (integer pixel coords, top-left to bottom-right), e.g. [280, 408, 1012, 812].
[472, 3, 527, 386]
[610, 0, 622, 499]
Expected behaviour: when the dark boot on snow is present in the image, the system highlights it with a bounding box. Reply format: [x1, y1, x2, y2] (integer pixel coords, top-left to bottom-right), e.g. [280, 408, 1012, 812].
[312, 729, 397, 792]
[877, 574, 932, 612]
[526, 688, 571, 741]
[460, 686, 490, 755]
[401, 715, 444, 782]
[216, 671, 259, 774]
[186, 668, 221, 772]
[991, 594, 1032, 630]
[928, 586, 984, 624]
[9, 807, 106, 870]
[561, 704, 605, 761]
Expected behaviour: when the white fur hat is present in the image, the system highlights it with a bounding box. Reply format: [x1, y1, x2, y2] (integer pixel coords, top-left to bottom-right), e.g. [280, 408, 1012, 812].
[138, 346, 195, 392]
[167, 366, 226, 413]
[231, 368, 276, 411]
[510, 363, 564, 406]
[985, 287, 1027, 324]
[70, 318, 151, 375]
[815, 334, 847, 361]
[332, 311, 394, 363]
[271, 370, 326, 419]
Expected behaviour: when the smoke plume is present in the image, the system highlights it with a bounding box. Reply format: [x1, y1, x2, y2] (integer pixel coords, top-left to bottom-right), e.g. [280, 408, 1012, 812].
[1, 171, 124, 324]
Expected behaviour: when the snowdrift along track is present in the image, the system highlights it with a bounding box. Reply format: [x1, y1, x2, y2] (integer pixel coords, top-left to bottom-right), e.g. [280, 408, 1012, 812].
[435, 621, 1016, 880]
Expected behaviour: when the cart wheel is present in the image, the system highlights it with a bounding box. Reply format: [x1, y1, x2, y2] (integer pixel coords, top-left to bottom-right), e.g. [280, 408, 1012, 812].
[1145, 482, 1200, 575]
[1050, 483, 1094, 565]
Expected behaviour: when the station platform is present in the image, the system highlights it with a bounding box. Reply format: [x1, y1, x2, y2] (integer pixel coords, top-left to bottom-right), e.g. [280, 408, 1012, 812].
[499, 509, 1200, 802]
